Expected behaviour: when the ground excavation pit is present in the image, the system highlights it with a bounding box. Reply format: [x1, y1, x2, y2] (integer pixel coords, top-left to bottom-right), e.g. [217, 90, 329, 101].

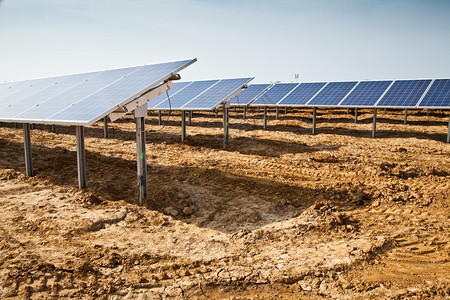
[0, 108, 449, 299]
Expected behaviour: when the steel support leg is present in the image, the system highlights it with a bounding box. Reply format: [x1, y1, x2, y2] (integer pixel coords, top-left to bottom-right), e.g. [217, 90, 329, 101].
[447, 114, 450, 143]
[384, 108, 387, 115]
[31, 124, 35, 130]
[223, 105, 229, 150]
[312, 107, 317, 135]
[103, 117, 108, 138]
[158, 111, 162, 125]
[243, 106, 247, 120]
[354, 108, 358, 123]
[14, 123, 18, 128]
[404, 109, 408, 125]
[136, 117, 147, 205]
[276, 107, 279, 120]
[188, 111, 192, 126]
[347, 108, 349, 114]
[76, 126, 87, 189]
[51, 125, 56, 133]
[181, 111, 186, 142]
[23, 123, 33, 177]
[258, 106, 260, 113]
[263, 106, 268, 130]
[285, 106, 287, 114]
[215, 109, 218, 118]
[372, 109, 377, 138]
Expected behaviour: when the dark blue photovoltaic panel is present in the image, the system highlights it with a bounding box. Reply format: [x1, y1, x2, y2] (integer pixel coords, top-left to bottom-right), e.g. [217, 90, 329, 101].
[0, 59, 196, 125]
[153, 80, 219, 109]
[376, 79, 432, 107]
[340, 81, 392, 107]
[229, 84, 270, 105]
[278, 82, 327, 106]
[418, 79, 450, 108]
[148, 81, 193, 109]
[182, 77, 253, 109]
[252, 83, 298, 105]
[307, 82, 357, 106]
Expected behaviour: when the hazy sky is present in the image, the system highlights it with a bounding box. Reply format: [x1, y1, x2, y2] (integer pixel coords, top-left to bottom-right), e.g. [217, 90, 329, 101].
[0, 0, 449, 83]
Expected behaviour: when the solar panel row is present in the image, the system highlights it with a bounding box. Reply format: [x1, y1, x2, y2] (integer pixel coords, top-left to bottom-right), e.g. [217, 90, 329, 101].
[249, 79, 450, 109]
[0, 59, 196, 126]
[148, 77, 254, 110]
[229, 83, 271, 105]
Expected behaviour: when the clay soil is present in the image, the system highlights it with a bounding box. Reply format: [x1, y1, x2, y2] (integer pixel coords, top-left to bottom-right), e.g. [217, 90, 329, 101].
[0, 108, 449, 299]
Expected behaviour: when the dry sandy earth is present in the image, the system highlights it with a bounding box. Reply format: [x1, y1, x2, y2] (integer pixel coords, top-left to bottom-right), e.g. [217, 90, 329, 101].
[0, 108, 449, 299]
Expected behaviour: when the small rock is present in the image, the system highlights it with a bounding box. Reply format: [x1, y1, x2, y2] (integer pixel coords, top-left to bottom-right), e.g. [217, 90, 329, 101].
[183, 207, 194, 215]
[164, 207, 178, 217]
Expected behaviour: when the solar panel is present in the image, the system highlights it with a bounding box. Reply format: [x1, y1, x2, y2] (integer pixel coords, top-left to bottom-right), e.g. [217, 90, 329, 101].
[307, 81, 357, 106]
[147, 81, 193, 109]
[0, 59, 196, 125]
[277, 82, 327, 106]
[417, 79, 450, 108]
[182, 77, 253, 110]
[376, 79, 432, 108]
[251, 83, 298, 106]
[340, 81, 393, 107]
[152, 80, 219, 110]
[229, 84, 271, 105]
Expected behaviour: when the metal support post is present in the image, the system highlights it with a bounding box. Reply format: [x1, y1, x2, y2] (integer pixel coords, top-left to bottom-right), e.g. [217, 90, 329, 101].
[258, 106, 261, 113]
[263, 106, 268, 130]
[215, 109, 218, 118]
[103, 117, 108, 138]
[76, 126, 87, 189]
[188, 111, 192, 126]
[136, 116, 147, 205]
[312, 107, 317, 135]
[285, 106, 287, 114]
[404, 109, 408, 125]
[427, 109, 429, 116]
[347, 108, 349, 114]
[223, 105, 229, 150]
[276, 107, 279, 120]
[181, 111, 187, 142]
[23, 123, 33, 177]
[51, 125, 56, 133]
[243, 106, 247, 120]
[234, 106, 236, 112]
[372, 109, 377, 138]
[14, 123, 18, 128]
[447, 114, 450, 143]
[158, 111, 162, 125]
[384, 108, 387, 115]
[31, 124, 35, 130]
[354, 108, 358, 123]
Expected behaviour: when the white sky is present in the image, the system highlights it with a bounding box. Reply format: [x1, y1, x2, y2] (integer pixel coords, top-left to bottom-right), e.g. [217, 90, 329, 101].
[0, 0, 449, 83]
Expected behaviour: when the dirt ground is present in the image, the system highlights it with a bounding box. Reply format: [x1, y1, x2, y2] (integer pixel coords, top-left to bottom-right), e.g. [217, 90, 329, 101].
[0, 107, 449, 299]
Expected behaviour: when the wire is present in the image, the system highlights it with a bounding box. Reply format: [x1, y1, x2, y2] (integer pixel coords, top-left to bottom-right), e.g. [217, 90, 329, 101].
[148, 90, 172, 133]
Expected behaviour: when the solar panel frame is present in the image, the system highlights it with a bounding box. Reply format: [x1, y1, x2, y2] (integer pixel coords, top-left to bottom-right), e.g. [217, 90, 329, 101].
[416, 79, 450, 109]
[306, 81, 359, 107]
[276, 82, 328, 107]
[180, 77, 254, 110]
[375, 79, 432, 108]
[0, 59, 197, 126]
[251, 83, 299, 106]
[338, 80, 394, 108]
[229, 83, 272, 106]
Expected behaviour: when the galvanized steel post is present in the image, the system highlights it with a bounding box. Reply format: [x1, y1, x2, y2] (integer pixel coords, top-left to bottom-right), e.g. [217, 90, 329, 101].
[76, 126, 87, 189]
[372, 109, 377, 138]
[263, 106, 268, 130]
[181, 111, 186, 142]
[223, 105, 229, 149]
[23, 123, 33, 177]
[312, 107, 317, 135]
[135, 117, 147, 205]
[103, 117, 108, 138]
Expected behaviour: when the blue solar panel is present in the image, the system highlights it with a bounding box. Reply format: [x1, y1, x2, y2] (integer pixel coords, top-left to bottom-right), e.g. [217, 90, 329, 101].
[229, 84, 270, 105]
[417, 79, 450, 108]
[148, 81, 193, 109]
[376, 79, 432, 107]
[278, 82, 327, 106]
[0, 59, 196, 125]
[182, 78, 253, 110]
[307, 82, 357, 106]
[340, 81, 392, 107]
[153, 80, 219, 110]
[252, 83, 298, 105]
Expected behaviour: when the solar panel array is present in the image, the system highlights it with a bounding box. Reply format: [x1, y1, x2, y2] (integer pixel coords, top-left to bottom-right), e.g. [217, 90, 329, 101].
[229, 84, 271, 105]
[0, 59, 196, 126]
[148, 77, 253, 110]
[249, 79, 450, 109]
